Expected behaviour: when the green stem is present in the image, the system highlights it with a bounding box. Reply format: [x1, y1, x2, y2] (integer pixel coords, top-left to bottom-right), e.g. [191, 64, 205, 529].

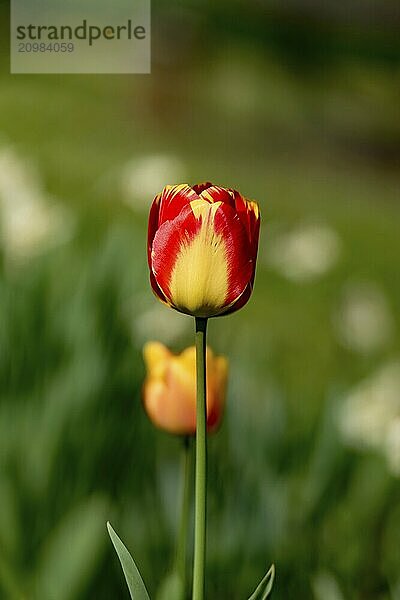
[175, 437, 192, 597]
[192, 317, 208, 600]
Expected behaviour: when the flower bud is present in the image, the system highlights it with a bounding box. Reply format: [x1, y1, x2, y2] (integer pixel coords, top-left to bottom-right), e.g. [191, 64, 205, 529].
[143, 341, 228, 435]
[148, 183, 260, 317]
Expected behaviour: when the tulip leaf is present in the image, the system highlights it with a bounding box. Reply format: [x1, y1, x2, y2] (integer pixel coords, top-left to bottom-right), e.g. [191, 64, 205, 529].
[248, 564, 275, 600]
[107, 522, 150, 600]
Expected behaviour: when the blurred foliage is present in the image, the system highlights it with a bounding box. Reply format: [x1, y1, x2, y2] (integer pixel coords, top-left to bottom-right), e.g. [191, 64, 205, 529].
[0, 1, 400, 599]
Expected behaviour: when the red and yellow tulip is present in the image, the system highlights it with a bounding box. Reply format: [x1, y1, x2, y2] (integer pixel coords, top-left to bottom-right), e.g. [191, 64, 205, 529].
[148, 182, 260, 318]
[143, 341, 228, 435]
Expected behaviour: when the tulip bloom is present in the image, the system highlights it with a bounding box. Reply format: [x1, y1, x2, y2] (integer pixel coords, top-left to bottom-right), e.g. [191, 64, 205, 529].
[148, 183, 260, 318]
[143, 341, 228, 435]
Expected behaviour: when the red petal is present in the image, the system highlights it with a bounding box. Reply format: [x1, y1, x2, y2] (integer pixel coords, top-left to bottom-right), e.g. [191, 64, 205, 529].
[192, 182, 213, 194]
[213, 202, 253, 306]
[148, 193, 161, 265]
[199, 185, 236, 208]
[232, 191, 260, 257]
[158, 184, 198, 225]
[221, 281, 252, 316]
[149, 270, 171, 306]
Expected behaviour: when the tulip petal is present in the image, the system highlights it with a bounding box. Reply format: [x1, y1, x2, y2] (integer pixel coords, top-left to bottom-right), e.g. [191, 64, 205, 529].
[232, 191, 260, 255]
[148, 186, 199, 266]
[192, 182, 213, 194]
[143, 341, 170, 376]
[213, 203, 254, 306]
[221, 281, 252, 316]
[149, 270, 172, 306]
[147, 192, 161, 264]
[158, 184, 198, 224]
[151, 201, 253, 317]
[199, 185, 235, 208]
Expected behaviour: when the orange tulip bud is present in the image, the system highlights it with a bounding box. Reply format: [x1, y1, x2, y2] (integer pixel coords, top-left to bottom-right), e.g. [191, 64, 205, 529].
[142, 341, 228, 435]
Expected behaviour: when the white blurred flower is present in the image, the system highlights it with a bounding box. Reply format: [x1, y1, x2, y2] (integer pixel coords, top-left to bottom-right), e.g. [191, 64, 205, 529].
[0, 145, 73, 264]
[121, 154, 186, 212]
[266, 223, 341, 282]
[385, 418, 400, 476]
[339, 361, 400, 475]
[132, 302, 190, 346]
[2, 201, 71, 263]
[0, 146, 43, 208]
[334, 282, 393, 354]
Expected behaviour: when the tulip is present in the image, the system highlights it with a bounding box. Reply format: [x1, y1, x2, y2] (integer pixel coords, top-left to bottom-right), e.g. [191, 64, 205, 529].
[146, 182, 261, 600]
[142, 341, 228, 435]
[107, 183, 266, 600]
[148, 182, 260, 318]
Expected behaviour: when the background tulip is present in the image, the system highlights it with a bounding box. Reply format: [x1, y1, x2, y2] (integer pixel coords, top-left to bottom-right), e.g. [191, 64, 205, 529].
[148, 183, 260, 318]
[143, 341, 228, 435]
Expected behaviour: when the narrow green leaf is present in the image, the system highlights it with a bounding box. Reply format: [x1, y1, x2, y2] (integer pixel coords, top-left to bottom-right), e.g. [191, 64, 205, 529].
[248, 564, 275, 600]
[107, 522, 150, 600]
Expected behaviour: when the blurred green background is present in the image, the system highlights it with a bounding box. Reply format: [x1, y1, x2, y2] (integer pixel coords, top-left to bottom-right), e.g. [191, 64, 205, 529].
[1, 1, 400, 598]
